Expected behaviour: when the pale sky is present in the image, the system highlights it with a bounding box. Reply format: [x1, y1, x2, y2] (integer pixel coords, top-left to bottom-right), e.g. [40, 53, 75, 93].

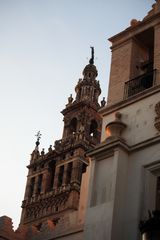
[0, 0, 155, 229]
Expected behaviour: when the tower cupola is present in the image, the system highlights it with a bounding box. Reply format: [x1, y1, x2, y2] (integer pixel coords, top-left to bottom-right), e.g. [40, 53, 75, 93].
[75, 47, 101, 108]
[82, 46, 98, 79]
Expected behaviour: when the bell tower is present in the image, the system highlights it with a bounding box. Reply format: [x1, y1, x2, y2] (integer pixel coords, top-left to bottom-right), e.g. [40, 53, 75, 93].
[62, 47, 101, 142]
[20, 48, 103, 229]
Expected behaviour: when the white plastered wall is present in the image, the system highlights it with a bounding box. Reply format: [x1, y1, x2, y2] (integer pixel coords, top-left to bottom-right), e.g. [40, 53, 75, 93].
[101, 92, 160, 146]
[84, 155, 118, 240]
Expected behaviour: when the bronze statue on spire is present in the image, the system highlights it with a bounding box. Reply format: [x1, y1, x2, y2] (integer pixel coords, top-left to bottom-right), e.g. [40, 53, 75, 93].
[89, 46, 94, 65]
[35, 131, 41, 148]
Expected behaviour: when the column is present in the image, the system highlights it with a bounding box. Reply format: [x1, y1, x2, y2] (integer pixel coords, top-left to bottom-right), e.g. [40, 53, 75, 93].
[71, 160, 83, 185]
[24, 178, 31, 199]
[41, 172, 48, 194]
[154, 24, 160, 85]
[53, 166, 60, 191]
[33, 175, 39, 196]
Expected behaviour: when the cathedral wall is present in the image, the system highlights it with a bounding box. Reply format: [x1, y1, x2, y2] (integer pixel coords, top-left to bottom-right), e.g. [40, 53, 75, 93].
[31, 228, 83, 240]
[111, 149, 129, 240]
[78, 163, 90, 225]
[84, 141, 160, 240]
[89, 89, 160, 240]
[84, 202, 113, 240]
[53, 232, 83, 240]
[84, 155, 118, 240]
[154, 23, 160, 85]
[101, 91, 160, 146]
[83, 3, 160, 240]
[121, 143, 160, 240]
[90, 156, 115, 206]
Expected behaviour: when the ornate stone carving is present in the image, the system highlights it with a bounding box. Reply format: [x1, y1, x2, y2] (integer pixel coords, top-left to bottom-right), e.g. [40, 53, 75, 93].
[154, 102, 160, 131]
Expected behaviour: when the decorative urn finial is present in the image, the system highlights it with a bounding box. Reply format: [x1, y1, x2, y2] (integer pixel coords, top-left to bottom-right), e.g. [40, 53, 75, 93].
[105, 112, 126, 140]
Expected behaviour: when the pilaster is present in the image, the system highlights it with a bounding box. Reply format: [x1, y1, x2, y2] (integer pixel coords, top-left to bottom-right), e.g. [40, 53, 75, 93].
[53, 166, 60, 191]
[154, 23, 160, 85]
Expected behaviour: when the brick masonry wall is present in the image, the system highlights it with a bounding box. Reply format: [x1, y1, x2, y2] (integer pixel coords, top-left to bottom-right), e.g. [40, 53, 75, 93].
[0, 216, 17, 240]
[107, 40, 132, 105]
[154, 24, 160, 85]
[0, 215, 83, 240]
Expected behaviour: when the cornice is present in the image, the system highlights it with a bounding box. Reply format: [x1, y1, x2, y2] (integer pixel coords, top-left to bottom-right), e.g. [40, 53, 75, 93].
[87, 138, 129, 158]
[109, 12, 160, 48]
[87, 134, 160, 159]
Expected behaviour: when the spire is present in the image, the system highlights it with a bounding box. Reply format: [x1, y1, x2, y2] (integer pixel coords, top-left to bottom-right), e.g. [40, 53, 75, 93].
[89, 46, 94, 65]
[82, 47, 97, 78]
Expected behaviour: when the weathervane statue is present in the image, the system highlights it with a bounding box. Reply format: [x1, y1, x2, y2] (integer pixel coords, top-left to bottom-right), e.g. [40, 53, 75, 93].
[35, 130, 42, 148]
[89, 46, 94, 65]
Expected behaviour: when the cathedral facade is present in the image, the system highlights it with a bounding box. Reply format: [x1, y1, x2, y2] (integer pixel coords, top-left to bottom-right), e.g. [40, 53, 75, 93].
[1, 1, 160, 240]
[84, 1, 160, 240]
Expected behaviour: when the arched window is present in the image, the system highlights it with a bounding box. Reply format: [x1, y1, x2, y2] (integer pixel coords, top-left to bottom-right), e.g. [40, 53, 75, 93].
[29, 177, 35, 197]
[89, 119, 98, 138]
[69, 118, 77, 135]
[37, 174, 43, 194]
[48, 161, 56, 191]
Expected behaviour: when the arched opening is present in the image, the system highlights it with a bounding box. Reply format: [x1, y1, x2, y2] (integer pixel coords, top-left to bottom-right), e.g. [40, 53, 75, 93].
[37, 174, 43, 194]
[69, 118, 77, 135]
[89, 119, 98, 138]
[48, 161, 56, 191]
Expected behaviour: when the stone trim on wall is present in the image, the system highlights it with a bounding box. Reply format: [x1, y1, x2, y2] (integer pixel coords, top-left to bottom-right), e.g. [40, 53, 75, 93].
[100, 84, 160, 116]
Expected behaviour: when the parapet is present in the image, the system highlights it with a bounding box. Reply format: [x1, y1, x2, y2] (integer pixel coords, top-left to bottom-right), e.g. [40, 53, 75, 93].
[0, 213, 83, 240]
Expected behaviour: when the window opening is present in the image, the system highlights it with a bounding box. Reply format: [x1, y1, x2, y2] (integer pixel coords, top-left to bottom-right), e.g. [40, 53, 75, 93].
[29, 177, 35, 197]
[156, 176, 160, 210]
[48, 162, 56, 191]
[35, 223, 42, 231]
[124, 27, 155, 99]
[37, 174, 43, 194]
[89, 120, 98, 138]
[33, 166, 37, 172]
[66, 162, 73, 184]
[69, 118, 77, 135]
[70, 151, 74, 157]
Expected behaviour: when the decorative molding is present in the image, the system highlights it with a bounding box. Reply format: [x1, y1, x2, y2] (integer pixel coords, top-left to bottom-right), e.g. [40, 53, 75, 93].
[88, 134, 160, 159]
[100, 84, 160, 117]
[154, 101, 160, 131]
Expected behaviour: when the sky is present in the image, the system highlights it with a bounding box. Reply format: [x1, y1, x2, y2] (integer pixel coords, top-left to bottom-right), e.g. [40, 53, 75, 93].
[0, 0, 155, 229]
